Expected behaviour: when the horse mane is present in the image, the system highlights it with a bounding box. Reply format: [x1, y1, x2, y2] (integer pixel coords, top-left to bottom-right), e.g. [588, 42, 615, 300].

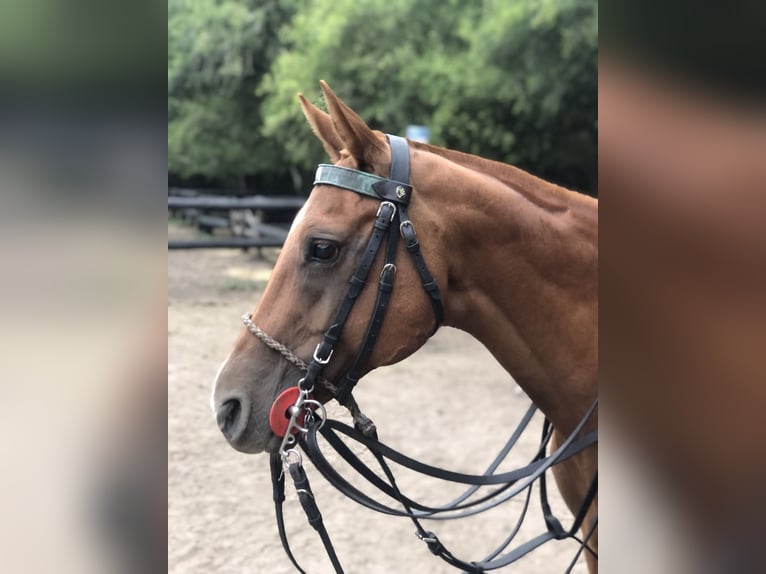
[408, 140, 592, 213]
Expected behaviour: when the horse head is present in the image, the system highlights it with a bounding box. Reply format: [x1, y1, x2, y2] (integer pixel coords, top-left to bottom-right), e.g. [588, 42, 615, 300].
[211, 82, 446, 453]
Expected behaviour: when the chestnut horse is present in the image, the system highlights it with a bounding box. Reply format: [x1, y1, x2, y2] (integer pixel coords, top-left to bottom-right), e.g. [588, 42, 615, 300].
[212, 81, 598, 571]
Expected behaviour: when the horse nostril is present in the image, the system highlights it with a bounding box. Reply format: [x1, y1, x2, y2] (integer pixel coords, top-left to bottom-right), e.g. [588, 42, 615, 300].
[217, 398, 242, 439]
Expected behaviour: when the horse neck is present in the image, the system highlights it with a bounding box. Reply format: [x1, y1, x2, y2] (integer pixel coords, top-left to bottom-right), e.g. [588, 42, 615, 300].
[411, 144, 598, 432]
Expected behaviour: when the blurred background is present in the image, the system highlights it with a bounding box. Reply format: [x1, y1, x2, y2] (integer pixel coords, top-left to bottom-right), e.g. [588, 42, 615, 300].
[168, 0, 598, 198]
[0, 0, 166, 572]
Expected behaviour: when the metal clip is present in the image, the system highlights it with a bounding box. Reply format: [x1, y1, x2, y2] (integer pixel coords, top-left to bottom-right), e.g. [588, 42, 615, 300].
[296, 377, 314, 395]
[281, 448, 302, 467]
[377, 201, 397, 222]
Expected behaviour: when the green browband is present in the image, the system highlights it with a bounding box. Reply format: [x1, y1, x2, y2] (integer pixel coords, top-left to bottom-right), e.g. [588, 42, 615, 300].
[313, 164, 413, 204]
[313, 164, 388, 200]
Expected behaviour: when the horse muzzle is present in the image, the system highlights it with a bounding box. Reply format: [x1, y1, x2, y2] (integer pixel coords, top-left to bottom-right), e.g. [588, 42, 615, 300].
[214, 393, 281, 454]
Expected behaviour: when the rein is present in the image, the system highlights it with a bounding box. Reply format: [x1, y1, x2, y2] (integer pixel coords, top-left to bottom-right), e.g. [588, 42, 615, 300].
[245, 135, 598, 572]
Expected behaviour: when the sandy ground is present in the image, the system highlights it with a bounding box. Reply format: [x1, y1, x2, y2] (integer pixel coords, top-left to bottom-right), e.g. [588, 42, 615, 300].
[168, 223, 589, 573]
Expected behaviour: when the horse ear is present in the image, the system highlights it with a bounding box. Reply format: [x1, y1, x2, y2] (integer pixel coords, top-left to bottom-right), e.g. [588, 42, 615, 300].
[319, 80, 388, 168]
[299, 93, 343, 163]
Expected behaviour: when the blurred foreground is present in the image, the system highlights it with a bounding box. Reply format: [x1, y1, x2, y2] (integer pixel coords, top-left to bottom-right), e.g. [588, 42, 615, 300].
[599, 54, 766, 573]
[0, 115, 166, 572]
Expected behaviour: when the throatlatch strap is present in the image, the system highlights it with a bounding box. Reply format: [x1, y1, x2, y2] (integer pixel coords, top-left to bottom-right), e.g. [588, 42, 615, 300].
[387, 133, 444, 330]
[398, 203, 444, 330]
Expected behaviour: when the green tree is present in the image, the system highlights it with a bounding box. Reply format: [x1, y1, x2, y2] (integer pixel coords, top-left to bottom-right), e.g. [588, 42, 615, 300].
[168, 0, 298, 189]
[261, 0, 597, 193]
[168, 0, 597, 194]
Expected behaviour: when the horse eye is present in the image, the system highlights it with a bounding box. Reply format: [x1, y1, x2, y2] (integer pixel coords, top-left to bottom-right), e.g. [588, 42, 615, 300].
[309, 240, 339, 262]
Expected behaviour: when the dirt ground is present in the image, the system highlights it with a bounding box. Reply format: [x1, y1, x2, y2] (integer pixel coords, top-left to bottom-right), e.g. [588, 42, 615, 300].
[168, 223, 589, 574]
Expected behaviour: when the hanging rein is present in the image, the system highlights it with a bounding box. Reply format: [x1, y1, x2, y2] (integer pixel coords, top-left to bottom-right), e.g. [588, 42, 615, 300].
[244, 135, 598, 573]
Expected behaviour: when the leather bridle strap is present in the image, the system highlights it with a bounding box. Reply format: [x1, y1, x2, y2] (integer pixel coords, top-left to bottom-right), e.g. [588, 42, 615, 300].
[270, 454, 307, 574]
[384, 134, 443, 330]
[267, 133, 597, 573]
[334, 213, 400, 405]
[297, 200, 396, 395]
[308, 404, 540, 515]
[271, 452, 346, 574]
[269, 135, 434, 571]
[297, 399, 598, 571]
[398, 204, 444, 330]
[288, 460, 345, 573]
[301, 134, 444, 405]
[304, 400, 597, 492]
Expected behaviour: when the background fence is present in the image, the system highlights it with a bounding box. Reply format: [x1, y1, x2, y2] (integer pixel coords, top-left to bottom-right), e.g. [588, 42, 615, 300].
[168, 189, 304, 250]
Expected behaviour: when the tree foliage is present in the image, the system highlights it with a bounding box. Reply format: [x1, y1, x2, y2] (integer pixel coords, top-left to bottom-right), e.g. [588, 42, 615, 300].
[169, 0, 597, 194]
[168, 0, 297, 187]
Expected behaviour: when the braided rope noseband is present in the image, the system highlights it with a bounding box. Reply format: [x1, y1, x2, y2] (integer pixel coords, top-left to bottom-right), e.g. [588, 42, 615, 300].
[242, 313, 337, 392]
[242, 313, 376, 436]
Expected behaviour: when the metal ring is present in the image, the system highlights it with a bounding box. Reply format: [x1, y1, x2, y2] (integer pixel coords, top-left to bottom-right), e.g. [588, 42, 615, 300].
[302, 399, 328, 432]
[291, 400, 327, 434]
[291, 420, 310, 434]
[289, 411, 312, 434]
[286, 398, 326, 435]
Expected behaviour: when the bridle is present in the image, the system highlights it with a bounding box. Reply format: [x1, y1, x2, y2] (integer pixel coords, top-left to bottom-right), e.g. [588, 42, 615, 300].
[282, 133, 442, 407]
[243, 135, 598, 573]
[244, 133, 441, 428]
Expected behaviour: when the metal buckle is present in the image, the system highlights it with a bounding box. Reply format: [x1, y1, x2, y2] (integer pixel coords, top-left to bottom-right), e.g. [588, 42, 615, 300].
[380, 263, 397, 279]
[399, 219, 415, 237]
[415, 531, 437, 544]
[377, 201, 397, 222]
[313, 343, 333, 365]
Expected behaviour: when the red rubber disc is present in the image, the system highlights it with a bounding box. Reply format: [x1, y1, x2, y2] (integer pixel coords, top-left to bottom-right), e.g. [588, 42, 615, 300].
[269, 387, 315, 437]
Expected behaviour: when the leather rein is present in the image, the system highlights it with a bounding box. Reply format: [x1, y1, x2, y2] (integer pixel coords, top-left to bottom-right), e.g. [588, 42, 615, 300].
[245, 135, 598, 573]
